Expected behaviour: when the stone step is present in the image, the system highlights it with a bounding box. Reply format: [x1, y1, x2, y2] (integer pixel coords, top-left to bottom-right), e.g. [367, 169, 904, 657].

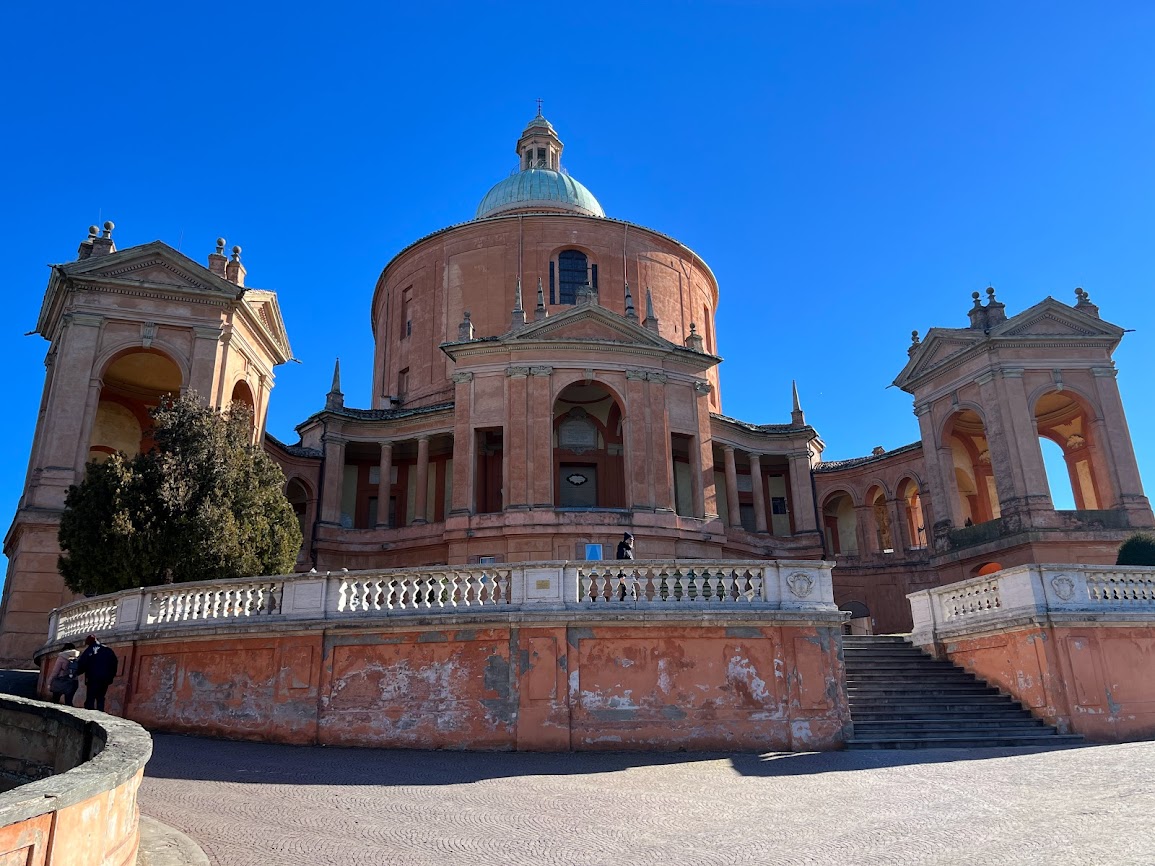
[848, 699, 1028, 715]
[846, 733, 1084, 750]
[852, 718, 1048, 734]
[847, 685, 1001, 698]
[850, 707, 1035, 721]
[846, 670, 987, 681]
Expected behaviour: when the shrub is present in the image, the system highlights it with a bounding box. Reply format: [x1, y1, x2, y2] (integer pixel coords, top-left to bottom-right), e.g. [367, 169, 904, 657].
[1116, 532, 1155, 566]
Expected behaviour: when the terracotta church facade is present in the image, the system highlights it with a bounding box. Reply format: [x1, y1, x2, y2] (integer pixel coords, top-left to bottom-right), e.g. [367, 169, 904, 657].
[1, 111, 1151, 662]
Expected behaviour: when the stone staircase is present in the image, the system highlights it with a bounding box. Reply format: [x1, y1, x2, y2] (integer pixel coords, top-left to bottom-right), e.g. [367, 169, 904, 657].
[843, 635, 1083, 749]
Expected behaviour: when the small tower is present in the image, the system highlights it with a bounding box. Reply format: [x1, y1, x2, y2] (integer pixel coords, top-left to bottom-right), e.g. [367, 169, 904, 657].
[516, 106, 563, 171]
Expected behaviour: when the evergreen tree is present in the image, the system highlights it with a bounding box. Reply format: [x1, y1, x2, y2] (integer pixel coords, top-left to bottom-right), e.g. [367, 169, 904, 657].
[1116, 532, 1155, 567]
[59, 393, 301, 595]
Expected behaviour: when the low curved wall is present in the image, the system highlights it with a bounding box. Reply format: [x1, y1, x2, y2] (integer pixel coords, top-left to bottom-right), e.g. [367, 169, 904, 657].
[0, 696, 152, 865]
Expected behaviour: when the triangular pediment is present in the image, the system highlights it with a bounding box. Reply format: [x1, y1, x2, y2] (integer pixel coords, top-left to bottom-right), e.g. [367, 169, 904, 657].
[60, 241, 239, 298]
[508, 303, 673, 348]
[990, 297, 1124, 340]
[893, 329, 983, 390]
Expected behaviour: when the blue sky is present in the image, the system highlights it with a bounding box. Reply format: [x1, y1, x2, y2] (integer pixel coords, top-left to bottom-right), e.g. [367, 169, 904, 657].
[3, 0, 1153, 570]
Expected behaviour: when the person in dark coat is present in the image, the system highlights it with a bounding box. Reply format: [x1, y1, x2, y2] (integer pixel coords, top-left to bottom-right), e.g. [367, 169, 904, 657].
[616, 532, 635, 560]
[76, 634, 118, 712]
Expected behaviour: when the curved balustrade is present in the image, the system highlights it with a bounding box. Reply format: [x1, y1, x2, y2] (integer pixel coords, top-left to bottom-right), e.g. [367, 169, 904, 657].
[44, 559, 836, 646]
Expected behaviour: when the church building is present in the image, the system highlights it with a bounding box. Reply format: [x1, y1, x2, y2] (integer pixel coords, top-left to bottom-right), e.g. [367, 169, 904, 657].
[1, 110, 1151, 663]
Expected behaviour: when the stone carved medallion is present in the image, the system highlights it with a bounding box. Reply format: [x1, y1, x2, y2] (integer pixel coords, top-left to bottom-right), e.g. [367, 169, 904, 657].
[1051, 575, 1076, 601]
[786, 571, 814, 598]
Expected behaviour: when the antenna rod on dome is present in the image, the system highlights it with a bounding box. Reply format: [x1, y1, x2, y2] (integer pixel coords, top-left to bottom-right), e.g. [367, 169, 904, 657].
[536, 97, 543, 116]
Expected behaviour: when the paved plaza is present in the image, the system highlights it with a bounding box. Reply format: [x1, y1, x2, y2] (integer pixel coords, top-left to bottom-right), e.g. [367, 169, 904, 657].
[139, 733, 1155, 866]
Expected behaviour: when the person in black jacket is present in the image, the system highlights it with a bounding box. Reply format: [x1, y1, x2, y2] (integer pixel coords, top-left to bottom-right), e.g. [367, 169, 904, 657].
[76, 634, 118, 712]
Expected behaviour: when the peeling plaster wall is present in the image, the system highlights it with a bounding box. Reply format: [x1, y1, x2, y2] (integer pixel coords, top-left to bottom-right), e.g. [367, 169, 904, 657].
[79, 617, 851, 752]
[934, 624, 1155, 742]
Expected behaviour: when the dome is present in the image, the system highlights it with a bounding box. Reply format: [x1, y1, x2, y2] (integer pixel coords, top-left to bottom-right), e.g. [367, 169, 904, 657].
[524, 113, 555, 132]
[475, 169, 605, 219]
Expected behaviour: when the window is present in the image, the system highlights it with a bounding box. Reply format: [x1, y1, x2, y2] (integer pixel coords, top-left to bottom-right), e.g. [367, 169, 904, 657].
[583, 543, 604, 561]
[557, 250, 589, 304]
[397, 367, 409, 399]
[401, 287, 413, 340]
[549, 261, 556, 304]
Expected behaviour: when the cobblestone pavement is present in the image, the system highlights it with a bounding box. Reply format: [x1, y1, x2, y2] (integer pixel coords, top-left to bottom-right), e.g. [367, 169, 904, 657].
[139, 733, 1155, 866]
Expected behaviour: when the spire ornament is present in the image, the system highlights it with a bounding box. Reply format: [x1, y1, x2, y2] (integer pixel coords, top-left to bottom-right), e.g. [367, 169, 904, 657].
[624, 281, 637, 321]
[643, 287, 660, 333]
[791, 380, 806, 426]
[534, 277, 548, 321]
[511, 277, 526, 329]
[325, 358, 344, 410]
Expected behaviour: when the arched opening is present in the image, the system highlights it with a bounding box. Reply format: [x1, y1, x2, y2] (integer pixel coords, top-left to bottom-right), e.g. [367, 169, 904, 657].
[88, 350, 182, 462]
[822, 492, 858, 555]
[897, 478, 927, 550]
[945, 408, 1001, 526]
[285, 478, 311, 552]
[866, 485, 894, 553]
[231, 380, 257, 437]
[973, 562, 1004, 577]
[839, 600, 873, 635]
[553, 381, 624, 508]
[555, 249, 596, 304]
[1033, 390, 1107, 511]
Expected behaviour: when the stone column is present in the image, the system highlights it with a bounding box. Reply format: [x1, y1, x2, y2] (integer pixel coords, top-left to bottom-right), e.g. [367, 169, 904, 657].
[72, 376, 105, 477]
[723, 446, 741, 528]
[450, 372, 473, 515]
[626, 370, 651, 510]
[530, 367, 553, 508]
[693, 380, 717, 519]
[997, 368, 1054, 517]
[975, 372, 1019, 519]
[413, 436, 430, 524]
[916, 402, 962, 529]
[749, 453, 768, 533]
[649, 374, 675, 512]
[787, 449, 817, 534]
[887, 497, 907, 552]
[320, 435, 346, 525]
[1091, 366, 1152, 517]
[188, 326, 223, 403]
[854, 504, 875, 555]
[506, 367, 530, 508]
[688, 435, 705, 519]
[375, 442, 393, 527]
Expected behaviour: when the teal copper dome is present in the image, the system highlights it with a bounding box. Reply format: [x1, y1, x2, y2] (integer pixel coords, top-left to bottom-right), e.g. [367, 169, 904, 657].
[475, 169, 605, 219]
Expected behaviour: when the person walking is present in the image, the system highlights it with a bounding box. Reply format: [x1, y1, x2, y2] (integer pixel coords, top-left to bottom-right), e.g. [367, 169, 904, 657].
[47, 642, 81, 706]
[616, 532, 635, 560]
[76, 634, 118, 712]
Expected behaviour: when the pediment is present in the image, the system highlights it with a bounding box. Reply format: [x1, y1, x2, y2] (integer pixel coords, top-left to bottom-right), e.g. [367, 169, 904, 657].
[895, 330, 982, 388]
[991, 298, 1123, 340]
[61, 242, 238, 297]
[509, 303, 672, 348]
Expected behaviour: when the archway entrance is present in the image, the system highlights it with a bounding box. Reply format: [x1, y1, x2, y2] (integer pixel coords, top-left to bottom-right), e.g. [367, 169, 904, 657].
[88, 350, 182, 462]
[945, 409, 1001, 525]
[897, 478, 927, 550]
[553, 382, 624, 508]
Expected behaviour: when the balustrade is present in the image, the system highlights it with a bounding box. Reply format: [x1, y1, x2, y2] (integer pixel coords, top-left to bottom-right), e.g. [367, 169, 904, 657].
[44, 559, 836, 646]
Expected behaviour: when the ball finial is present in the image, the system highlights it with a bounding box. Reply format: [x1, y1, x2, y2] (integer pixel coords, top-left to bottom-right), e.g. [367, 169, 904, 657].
[88, 225, 98, 237]
[216, 237, 226, 250]
[986, 286, 996, 300]
[231, 245, 242, 261]
[103, 220, 114, 232]
[911, 329, 920, 343]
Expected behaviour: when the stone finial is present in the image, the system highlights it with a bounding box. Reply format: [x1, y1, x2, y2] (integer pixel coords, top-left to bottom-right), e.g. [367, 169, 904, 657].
[967, 291, 986, 329]
[325, 358, 344, 410]
[511, 277, 526, 329]
[685, 322, 705, 352]
[908, 329, 921, 357]
[984, 286, 1006, 326]
[872, 445, 886, 457]
[77, 225, 100, 259]
[624, 281, 637, 321]
[225, 244, 246, 287]
[576, 280, 596, 306]
[88, 220, 116, 257]
[458, 310, 475, 342]
[208, 237, 228, 278]
[534, 277, 548, 321]
[643, 287, 660, 333]
[791, 380, 805, 426]
[1074, 287, 1100, 318]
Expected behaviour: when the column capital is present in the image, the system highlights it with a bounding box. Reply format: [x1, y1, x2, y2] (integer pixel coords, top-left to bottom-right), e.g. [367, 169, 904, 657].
[913, 402, 933, 417]
[1000, 367, 1025, 379]
[974, 371, 996, 386]
[63, 313, 103, 329]
[452, 371, 473, 384]
[529, 365, 553, 377]
[693, 379, 712, 395]
[193, 326, 224, 341]
[625, 369, 650, 381]
[1091, 366, 1118, 378]
[722, 444, 736, 454]
[506, 366, 530, 378]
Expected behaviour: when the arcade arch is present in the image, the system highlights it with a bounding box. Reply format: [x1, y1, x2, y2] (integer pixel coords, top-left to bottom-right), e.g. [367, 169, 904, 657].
[896, 477, 927, 550]
[822, 491, 858, 556]
[944, 408, 1001, 525]
[553, 381, 624, 508]
[865, 484, 894, 553]
[87, 349, 182, 462]
[1033, 389, 1108, 511]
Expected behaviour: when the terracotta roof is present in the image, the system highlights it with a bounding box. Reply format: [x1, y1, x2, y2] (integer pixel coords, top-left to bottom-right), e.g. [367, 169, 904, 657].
[813, 441, 922, 473]
[710, 412, 799, 434]
[265, 433, 322, 459]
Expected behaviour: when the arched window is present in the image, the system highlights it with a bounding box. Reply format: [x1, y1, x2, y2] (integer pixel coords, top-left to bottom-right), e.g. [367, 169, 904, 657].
[557, 250, 590, 304]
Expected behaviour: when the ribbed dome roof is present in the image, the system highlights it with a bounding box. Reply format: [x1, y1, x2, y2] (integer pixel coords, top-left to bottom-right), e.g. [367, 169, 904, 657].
[475, 169, 605, 219]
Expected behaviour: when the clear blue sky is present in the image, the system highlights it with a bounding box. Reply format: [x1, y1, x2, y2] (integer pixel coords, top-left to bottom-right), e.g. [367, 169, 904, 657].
[3, 1, 1153, 574]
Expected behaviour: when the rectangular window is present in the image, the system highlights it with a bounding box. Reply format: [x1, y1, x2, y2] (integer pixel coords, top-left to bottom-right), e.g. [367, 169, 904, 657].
[397, 367, 409, 398]
[591, 264, 598, 291]
[400, 287, 413, 340]
[583, 543, 603, 561]
[549, 261, 556, 304]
